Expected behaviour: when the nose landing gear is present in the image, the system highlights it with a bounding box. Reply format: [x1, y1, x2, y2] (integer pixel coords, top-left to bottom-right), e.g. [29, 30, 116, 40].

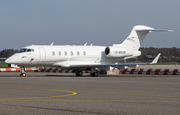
[20, 66, 27, 77]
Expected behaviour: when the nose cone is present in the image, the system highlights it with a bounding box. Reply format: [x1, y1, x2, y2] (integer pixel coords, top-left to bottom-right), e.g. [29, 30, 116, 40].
[5, 53, 21, 64]
[5, 58, 12, 64]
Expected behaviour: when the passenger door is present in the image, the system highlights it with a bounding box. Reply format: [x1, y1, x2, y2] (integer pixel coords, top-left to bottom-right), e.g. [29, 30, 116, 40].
[38, 47, 46, 65]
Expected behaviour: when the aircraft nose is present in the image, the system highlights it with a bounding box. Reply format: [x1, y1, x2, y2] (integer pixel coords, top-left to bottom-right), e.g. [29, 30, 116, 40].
[5, 58, 12, 64]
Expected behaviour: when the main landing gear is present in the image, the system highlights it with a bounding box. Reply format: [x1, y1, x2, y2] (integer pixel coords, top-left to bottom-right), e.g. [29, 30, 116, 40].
[75, 69, 99, 77]
[90, 72, 99, 77]
[90, 68, 99, 77]
[75, 70, 83, 76]
[20, 66, 27, 77]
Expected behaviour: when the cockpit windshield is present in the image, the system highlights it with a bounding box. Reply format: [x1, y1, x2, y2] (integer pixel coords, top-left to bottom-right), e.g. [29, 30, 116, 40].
[27, 49, 34, 52]
[17, 48, 34, 53]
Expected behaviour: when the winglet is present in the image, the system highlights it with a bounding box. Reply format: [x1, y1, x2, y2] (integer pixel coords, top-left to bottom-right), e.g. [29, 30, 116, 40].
[150, 53, 161, 64]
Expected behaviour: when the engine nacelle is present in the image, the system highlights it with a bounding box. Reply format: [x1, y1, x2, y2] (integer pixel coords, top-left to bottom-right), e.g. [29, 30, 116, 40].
[104, 46, 133, 58]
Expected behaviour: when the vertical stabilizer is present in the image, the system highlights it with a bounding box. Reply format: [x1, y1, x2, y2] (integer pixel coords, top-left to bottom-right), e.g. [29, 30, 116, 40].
[118, 25, 171, 51]
[121, 25, 153, 51]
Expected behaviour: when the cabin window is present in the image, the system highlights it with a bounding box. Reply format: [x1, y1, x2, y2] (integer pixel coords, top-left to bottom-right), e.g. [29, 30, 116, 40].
[59, 51, 61, 56]
[64, 51, 67, 56]
[83, 51, 86, 56]
[52, 51, 55, 56]
[77, 51, 80, 55]
[115, 51, 118, 54]
[71, 51, 73, 56]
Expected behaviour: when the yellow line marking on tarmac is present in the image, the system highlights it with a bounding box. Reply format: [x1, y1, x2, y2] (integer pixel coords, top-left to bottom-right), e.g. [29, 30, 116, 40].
[0, 87, 77, 101]
[75, 91, 180, 98]
[1, 87, 180, 103]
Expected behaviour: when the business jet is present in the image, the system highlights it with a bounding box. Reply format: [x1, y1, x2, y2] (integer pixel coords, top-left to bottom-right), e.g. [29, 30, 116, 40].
[5, 25, 172, 77]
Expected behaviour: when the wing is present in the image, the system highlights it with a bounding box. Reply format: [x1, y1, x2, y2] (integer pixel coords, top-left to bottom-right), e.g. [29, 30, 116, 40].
[70, 53, 161, 68]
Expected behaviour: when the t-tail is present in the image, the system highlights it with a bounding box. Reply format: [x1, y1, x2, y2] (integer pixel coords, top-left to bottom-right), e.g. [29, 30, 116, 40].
[105, 25, 173, 59]
[118, 25, 173, 51]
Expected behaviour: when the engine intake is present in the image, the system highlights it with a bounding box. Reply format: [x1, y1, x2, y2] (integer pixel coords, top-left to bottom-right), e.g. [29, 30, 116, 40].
[105, 47, 110, 55]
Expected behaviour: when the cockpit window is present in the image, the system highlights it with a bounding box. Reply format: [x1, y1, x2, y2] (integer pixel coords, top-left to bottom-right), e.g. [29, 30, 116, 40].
[17, 48, 34, 53]
[27, 49, 34, 52]
[17, 48, 27, 53]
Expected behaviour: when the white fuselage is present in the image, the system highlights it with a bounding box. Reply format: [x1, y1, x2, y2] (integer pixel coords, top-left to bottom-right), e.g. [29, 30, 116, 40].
[6, 45, 130, 68]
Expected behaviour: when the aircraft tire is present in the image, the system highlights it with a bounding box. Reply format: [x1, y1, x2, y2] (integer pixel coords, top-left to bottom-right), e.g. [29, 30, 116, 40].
[76, 71, 83, 76]
[91, 72, 98, 77]
[78, 71, 83, 76]
[20, 73, 27, 77]
[94, 72, 98, 77]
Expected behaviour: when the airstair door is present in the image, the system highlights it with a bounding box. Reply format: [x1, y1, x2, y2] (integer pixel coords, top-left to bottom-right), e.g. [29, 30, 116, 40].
[38, 47, 46, 65]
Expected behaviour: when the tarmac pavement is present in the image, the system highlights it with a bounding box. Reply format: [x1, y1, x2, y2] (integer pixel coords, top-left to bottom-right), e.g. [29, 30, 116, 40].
[0, 72, 180, 115]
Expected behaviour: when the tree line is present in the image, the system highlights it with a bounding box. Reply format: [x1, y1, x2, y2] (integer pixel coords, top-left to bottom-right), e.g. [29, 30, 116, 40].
[1, 47, 180, 62]
[139, 47, 180, 62]
[0, 49, 18, 58]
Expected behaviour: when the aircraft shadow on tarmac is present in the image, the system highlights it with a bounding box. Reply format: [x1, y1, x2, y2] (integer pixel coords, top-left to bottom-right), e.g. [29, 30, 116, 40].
[45, 74, 109, 77]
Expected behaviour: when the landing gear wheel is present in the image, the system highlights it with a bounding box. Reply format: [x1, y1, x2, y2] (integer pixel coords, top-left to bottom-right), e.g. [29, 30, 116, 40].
[20, 73, 27, 77]
[76, 71, 83, 76]
[20, 74, 23, 77]
[78, 71, 83, 76]
[23, 73, 27, 77]
[20, 66, 27, 77]
[91, 72, 98, 77]
[94, 72, 98, 77]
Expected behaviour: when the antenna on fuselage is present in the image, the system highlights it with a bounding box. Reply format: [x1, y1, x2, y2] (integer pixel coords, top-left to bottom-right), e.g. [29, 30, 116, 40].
[84, 43, 87, 46]
[50, 42, 54, 46]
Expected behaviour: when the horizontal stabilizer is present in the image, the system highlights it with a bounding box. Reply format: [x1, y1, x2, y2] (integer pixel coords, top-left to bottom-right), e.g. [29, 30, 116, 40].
[136, 29, 174, 32]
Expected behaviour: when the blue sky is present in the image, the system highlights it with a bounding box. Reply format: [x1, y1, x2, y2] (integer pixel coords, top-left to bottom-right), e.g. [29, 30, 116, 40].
[0, 0, 179, 50]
